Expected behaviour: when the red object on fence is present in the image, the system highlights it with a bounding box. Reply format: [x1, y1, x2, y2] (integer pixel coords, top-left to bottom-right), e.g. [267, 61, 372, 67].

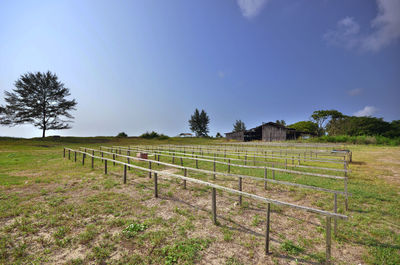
[137, 152, 148, 159]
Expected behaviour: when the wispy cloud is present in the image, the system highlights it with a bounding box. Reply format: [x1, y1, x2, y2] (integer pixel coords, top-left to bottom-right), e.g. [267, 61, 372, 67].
[347, 88, 363, 96]
[324, 0, 400, 52]
[217, 71, 225, 78]
[237, 0, 269, 19]
[354, 106, 378, 117]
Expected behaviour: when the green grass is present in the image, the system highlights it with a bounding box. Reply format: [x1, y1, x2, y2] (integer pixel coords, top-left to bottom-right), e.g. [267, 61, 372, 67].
[0, 136, 399, 264]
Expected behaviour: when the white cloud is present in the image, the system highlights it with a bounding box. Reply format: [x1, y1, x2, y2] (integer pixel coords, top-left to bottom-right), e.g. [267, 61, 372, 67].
[324, 0, 400, 52]
[347, 88, 363, 96]
[354, 106, 378, 117]
[237, 0, 269, 18]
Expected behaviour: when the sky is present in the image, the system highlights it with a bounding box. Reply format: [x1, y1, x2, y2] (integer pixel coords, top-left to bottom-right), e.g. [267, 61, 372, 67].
[0, 0, 399, 138]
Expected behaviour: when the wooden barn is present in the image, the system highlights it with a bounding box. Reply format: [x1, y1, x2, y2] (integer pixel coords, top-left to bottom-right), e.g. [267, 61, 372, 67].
[225, 122, 309, 142]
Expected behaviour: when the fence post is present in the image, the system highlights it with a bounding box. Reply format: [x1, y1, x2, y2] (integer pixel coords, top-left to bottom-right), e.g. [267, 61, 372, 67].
[172, 153, 175, 164]
[264, 168, 267, 190]
[91, 156, 94, 169]
[105, 160, 108, 174]
[272, 165, 275, 180]
[344, 164, 348, 211]
[239, 177, 242, 205]
[184, 169, 187, 189]
[213, 160, 216, 180]
[265, 203, 271, 255]
[180, 157, 183, 166]
[82, 153, 85, 165]
[228, 159, 231, 173]
[326, 217, 331, 264]
[68, 150, 71, 160]
[195, 156, 198, 169]
[63, 148, 65, 158]
[212, 188, 217, 225]
[74, 151, 77, 162]
[245, 155, 247, 165]
[149, 161, 152, 178]
[334, 193, 337, 237]
[154, 172, 158, 198]
[124, 165, 127, 184]
[113, 154, 115, 166]
[101, 152, 104, 163]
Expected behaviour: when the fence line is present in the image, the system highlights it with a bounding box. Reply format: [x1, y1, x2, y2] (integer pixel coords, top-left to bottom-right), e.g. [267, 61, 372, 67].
[64, 147, 347, 264]
[119, 145, 349, 174]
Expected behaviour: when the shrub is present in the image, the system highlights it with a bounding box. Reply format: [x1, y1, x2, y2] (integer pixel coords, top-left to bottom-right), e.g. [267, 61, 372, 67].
[116, 132, 128, 138]
[140, 131, 169, 139]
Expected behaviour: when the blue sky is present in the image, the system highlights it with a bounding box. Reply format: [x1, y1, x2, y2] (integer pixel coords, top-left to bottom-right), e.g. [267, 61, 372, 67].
[0, 0, 399, 137]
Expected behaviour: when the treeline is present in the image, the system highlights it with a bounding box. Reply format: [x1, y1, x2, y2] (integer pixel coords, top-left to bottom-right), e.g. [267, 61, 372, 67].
[288, 109, 400, 145]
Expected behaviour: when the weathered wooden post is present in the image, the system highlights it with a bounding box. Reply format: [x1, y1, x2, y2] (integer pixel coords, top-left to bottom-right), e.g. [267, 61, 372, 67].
[326, 217, 332, 264]
[148, 161, 152, 178]
[123, 165, 127, 184]
[154, 172, 158, 198]
[344, 164, 348, 211]
[334, 193, 337, 237]
[212, 188, 217, 225]
[82, 153, 85, 165]
[265, 203, 271, 255]
[272, 165, 275, 180]
[68, 150, 71, 160]
[245, 155, 247, 165]
[213, 160, 216, 180]
[264, 168, 267, 190]
[195, 156, 198, 169]
[180, 157, 183, 166]
[228, 159, 231, 173]
[238, 177, 242, 205]
[113, 154, 116, 166]
[172, 153, 175, 164]
[74, 151, 77, 162]
[63, 148, 65, 158]
[183, 169, 187, 189]
[101, 152, 104, 163]
[105, 160, 108, 174]
[91, 155, 94, 169]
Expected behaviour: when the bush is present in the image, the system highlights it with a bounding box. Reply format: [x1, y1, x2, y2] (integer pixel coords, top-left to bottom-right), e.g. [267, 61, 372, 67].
[116, 132, 128, 138]
[140, 131, 169, 139]
[307, 135, 400, 146]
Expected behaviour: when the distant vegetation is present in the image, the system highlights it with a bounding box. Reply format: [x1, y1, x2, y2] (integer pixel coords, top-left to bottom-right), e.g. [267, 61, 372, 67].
[116, 132, 128, 138]
[287, 109, 400, 145]
[140, 131, 169, 140]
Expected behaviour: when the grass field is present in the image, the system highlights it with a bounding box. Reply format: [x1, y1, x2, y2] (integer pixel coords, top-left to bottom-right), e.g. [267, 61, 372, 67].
[0, 137, 399, 264]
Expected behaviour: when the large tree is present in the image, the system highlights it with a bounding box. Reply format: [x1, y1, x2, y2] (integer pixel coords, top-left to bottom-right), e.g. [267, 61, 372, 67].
[311, 110, 343, 136]
[0, 71, 77, 137]
[189, 109, 210, 137]
[233, 120, 246, 132]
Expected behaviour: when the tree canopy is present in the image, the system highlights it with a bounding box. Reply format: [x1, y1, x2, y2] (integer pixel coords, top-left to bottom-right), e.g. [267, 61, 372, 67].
[288, 121, 318, 135]
[311, 110, 343, 136]
[0, 71, 77, 137]
[189, 109, 210, 137]
[233, 120, 246, 132]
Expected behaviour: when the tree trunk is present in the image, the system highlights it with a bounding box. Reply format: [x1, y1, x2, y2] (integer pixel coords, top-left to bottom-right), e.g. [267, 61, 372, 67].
[42, 128, 46, 138]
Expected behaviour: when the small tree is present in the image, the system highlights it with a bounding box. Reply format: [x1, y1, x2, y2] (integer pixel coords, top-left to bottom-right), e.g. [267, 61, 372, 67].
[189, 109, 210, 137]
[117, 132, 128, 138]
[0, 71, 77, 138]
[233, 120, 246, 132]
[215, 132, 223, 138]
[275, 120, 286, 126]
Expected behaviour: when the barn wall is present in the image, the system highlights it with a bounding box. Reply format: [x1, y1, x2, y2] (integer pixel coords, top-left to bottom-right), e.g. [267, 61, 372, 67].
[261, 125, 287, 141]
[225, 131, 245, 141]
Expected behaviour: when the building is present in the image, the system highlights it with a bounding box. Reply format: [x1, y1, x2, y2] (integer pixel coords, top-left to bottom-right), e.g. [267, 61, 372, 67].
[225, 122, 312, 142]
[178, 133, 193, 137]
